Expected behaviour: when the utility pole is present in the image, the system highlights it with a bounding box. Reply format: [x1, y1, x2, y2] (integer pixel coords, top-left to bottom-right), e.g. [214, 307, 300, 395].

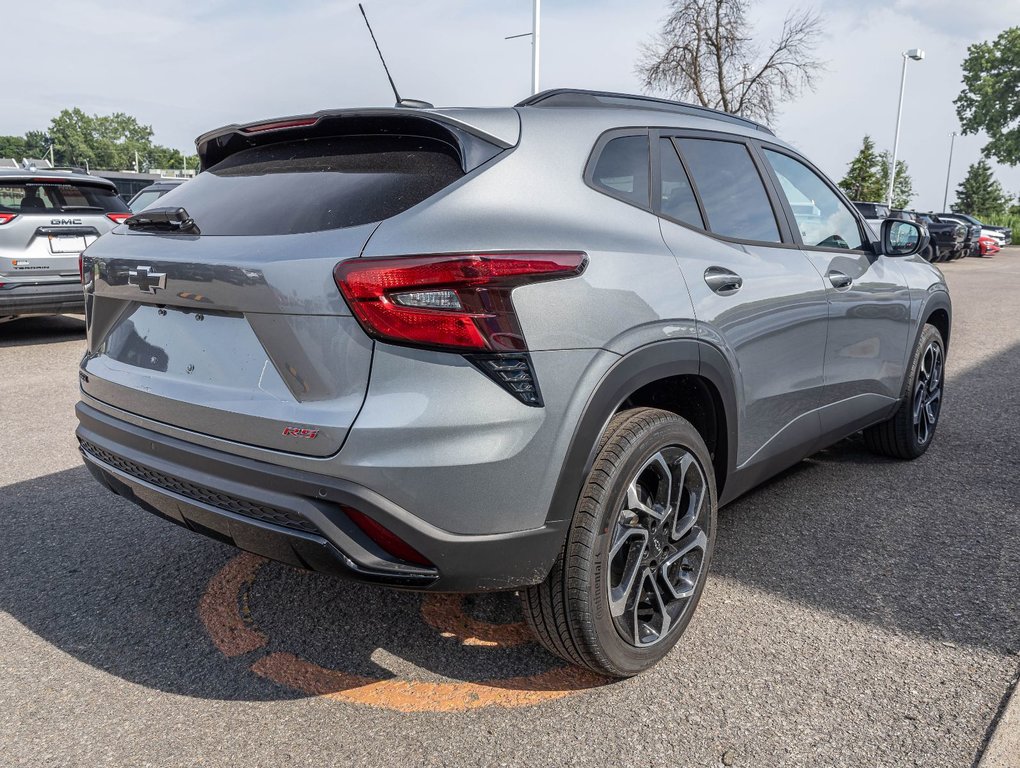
[47, 143, 55, 166]
[506, 0, 542, 95]
[942, 131, 956, 212]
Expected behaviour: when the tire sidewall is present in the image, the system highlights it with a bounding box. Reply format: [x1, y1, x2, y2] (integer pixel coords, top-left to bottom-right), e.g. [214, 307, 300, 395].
[578, 415, 718, 676]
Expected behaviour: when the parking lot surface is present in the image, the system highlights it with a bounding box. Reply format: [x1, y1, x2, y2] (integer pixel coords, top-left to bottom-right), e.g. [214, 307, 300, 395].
[2, 253, 1018, 768]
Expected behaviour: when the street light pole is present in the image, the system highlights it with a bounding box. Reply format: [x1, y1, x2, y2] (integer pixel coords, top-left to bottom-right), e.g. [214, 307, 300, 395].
[887, 48, 925, 208]
[942, 131, 956, 212]
[531, 0, 541, 95]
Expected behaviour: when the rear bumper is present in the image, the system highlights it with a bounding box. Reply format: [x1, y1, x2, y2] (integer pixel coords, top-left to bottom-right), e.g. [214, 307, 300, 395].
[76, 402, 565, 592]
[0, 281, 84, 316]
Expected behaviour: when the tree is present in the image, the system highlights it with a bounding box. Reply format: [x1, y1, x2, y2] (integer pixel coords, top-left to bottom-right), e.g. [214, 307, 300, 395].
[839, 135, 884, 201]
[638, 0, 824, 125]
[878, 152, 914, 210]
[955, 27, 1020, 166]
[953, 159, 1011, 215]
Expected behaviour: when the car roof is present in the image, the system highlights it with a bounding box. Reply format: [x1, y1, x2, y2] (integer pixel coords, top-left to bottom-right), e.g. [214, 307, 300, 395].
[0, 167, 117, 188]
[516, 89, 775, 135]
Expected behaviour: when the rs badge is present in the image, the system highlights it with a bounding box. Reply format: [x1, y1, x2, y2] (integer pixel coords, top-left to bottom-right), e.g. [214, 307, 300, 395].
[282, 426, 319, 439]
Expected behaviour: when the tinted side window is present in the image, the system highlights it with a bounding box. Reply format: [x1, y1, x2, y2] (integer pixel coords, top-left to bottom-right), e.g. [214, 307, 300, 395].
[659, 138, 704, 229]
[674, 138, 780, 243]
[152, 135, 464, 236]
[591, 135, 649, 208]
[763, 149, 865, 250]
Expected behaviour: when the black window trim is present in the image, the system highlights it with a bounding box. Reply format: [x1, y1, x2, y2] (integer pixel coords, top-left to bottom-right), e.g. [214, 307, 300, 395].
[751, 140, 878, 256]
[653, 133, 707, 231]
[655, 128, 797, 249]
[583, 127, 654, 214]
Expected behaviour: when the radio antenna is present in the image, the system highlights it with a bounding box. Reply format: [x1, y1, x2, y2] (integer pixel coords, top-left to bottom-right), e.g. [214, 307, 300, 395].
[357, 4, 433, 109]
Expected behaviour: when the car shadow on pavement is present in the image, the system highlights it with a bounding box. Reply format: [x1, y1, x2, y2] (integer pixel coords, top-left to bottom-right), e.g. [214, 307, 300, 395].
[0, 315, 85, 347]
[0, 465, 608, 703]
[712, 341, 1020, 657]
[1, 343, 1017, 703]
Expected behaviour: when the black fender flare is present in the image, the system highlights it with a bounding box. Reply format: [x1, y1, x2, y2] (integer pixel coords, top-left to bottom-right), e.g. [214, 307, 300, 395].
[545, 338, 738, 529]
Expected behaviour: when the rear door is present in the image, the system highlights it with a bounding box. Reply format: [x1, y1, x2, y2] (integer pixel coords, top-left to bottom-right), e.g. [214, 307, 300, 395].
[655, 132, 829, 470]
[80, 131, 480, 458]
[0, 178, 126, 284]
[757, 145, 911, 433]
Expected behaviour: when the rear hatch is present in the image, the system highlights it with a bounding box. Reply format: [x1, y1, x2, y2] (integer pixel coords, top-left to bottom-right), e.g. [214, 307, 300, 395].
[80, 111, 514, 457]
[0, 177, 127, 285]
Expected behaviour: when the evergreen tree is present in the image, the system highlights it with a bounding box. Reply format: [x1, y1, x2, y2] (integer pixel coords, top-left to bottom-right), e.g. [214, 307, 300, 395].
[839, 135, 884, 201]
[878, 152, 914, 210]
[953, 159, 1011, 215]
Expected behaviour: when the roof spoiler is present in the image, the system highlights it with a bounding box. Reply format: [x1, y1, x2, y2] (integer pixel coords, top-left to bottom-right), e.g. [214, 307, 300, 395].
[194, 109, 514, 173]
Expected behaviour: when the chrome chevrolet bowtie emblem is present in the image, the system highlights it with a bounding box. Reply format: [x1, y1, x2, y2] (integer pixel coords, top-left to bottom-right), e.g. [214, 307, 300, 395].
[127, 265, 167, 294]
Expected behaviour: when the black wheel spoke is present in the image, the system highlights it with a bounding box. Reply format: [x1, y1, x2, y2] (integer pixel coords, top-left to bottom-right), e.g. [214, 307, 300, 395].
[912, 341, 943, 445]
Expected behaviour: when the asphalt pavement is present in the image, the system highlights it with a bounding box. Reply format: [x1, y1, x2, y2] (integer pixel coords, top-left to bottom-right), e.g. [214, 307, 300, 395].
[1, 252, 1018, 768]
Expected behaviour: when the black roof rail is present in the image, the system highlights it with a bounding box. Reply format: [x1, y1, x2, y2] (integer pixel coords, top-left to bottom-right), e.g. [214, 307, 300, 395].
[516, 89, 775, 135]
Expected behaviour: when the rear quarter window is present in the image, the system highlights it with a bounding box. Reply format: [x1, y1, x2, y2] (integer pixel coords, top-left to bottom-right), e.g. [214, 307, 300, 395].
[153, 135, 465, 236]
[590, 135, 650, 208]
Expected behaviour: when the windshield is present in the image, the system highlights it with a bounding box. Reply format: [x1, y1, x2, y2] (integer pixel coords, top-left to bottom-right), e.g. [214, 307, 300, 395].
[129, 189, 165, 212]
[152, 135, 464, 236]
[0, 181, 129, 214]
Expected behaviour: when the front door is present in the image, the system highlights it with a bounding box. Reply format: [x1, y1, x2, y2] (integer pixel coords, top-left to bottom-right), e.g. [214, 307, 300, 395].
[758, 146, 912, 434]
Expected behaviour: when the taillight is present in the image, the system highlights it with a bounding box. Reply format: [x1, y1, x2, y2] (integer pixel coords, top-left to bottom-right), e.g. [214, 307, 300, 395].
[106, 212, 132, 224]
[242, 117, 319, 133]
[333, 252, 587, 353]
[344, 507, 433, 567]
[0, 213, 16, 225]
[79, 253, 84, 284]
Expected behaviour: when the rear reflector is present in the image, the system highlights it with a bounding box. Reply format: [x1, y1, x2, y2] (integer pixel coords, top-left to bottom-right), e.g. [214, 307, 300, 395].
[0, 213, 16, 225]
[333, 252, 587, 352]
[344, 507, 433, 566]
[106, 212, 132, 224]
[241, 117, 319, 133]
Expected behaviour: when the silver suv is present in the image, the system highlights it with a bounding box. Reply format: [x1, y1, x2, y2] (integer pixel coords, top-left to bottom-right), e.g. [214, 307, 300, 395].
[76, 90, 950, 677]
[0, 169, 130, 319]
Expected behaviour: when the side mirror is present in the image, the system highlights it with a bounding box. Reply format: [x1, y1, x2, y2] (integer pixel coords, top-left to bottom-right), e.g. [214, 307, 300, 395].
[880, 218, 928, 257]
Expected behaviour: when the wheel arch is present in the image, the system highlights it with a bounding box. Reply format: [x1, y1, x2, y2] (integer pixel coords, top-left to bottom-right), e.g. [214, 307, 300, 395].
[546, 339, 738, 529]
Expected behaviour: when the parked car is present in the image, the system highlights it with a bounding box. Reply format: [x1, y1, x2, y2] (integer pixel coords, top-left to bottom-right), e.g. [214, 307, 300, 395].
[76, 89, 950, 677]
[852, 201, 891, 237]
[979, 235, 1002, 256]
[911, 212, 966, 262]
[128, 179, 187, 213]
[0, 168, 130, 320]
[937, 213, 1011, 246]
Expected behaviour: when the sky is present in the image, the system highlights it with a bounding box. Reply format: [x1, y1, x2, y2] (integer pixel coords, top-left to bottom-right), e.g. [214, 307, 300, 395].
[2, 0, 1017, 211]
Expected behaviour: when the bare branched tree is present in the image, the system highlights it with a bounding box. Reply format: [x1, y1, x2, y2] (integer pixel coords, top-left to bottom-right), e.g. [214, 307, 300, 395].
[638, 0, 824, 125]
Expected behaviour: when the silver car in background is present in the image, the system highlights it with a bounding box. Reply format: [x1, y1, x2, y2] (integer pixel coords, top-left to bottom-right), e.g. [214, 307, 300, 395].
[76, 90, 950, 677]
[0, 169, 130, 319]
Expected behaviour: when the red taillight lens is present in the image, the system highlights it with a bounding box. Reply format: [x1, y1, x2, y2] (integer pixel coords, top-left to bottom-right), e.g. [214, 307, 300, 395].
[344, 508, 433, 566]
[0, 213, 16, 225]
[106, 212, 132, 224]
[241, 117, 319, 133]
[333, 252, 587, 352]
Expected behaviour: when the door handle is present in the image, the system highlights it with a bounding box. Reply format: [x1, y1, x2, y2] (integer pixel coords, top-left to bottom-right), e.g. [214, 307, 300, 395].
[827, 270, 853, 290]
[704, 266, 743, 295]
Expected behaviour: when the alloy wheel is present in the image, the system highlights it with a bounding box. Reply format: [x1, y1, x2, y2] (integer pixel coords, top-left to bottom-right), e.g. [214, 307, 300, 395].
[607, 447, 709, 647]
[913, 341, 943, 445]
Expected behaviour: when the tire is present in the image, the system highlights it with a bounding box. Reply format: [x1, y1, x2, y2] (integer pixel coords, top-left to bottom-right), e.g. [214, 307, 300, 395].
[863, 324, 945, 459]
[521, 407, 717, 677]
[921, 244, 935, 262]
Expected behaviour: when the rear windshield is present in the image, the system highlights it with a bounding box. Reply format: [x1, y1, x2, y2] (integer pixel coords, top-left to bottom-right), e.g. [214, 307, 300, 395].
[154, 135, 465, 236]
[129, 189, 165, 212]
[0, 181, 128, 214]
